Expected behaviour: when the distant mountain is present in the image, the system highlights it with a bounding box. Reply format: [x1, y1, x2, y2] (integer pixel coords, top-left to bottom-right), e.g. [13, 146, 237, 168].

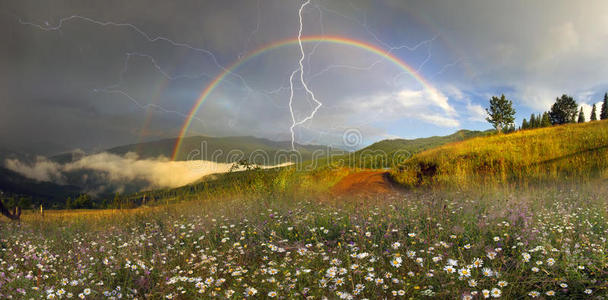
[0, 149, 81, 208]
[100, 136, 337, 165]
[0, 166, 81, 207]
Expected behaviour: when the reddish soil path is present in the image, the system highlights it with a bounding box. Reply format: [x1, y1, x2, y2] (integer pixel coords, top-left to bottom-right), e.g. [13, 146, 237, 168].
[331, 171, 400, 196]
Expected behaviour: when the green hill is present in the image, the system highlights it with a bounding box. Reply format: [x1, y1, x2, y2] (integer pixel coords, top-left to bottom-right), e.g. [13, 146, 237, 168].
[320, 129, 491, 169]
[392, 121, 608, 187]
[362, 129, 491, 154]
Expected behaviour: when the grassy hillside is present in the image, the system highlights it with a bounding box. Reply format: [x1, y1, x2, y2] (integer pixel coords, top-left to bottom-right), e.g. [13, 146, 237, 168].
[3, 126, 608, 298]
[362, 129, 492, 154]
[392, 120, 608, 186]
[117, 166, 352, 208]
[315, 129, 491, 169]
[3, 174, 607, 298]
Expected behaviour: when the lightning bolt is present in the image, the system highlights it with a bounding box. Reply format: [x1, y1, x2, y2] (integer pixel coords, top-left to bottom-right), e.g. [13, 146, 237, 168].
[288, 0, 323, 150]
[15, 14, 260, 131]
[16, 15, 262, 90]
[13, 3, 459, 149]
[91, 88, 208, 126]
[430, 58, 463, 79]
[293, 2, 444, 146]
[91, 51, 210, 126]
[317, 3, 442, 88]
[237, 0, 261, 60]
[18, 16, 228, 75]
[117, 52, 216, 82]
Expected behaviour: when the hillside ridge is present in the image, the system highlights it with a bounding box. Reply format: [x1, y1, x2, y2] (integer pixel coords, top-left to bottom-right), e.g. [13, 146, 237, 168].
[392, 120, 608, 186]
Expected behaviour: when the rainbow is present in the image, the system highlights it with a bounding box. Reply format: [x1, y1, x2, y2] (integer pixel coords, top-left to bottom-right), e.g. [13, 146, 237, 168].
[171, 35, 440, 160]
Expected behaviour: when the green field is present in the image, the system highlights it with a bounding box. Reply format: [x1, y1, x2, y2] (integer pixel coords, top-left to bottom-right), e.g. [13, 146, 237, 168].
[392, 120, 608, 187]
[1, 123, 608, 298]
[311, 129, 491, 170]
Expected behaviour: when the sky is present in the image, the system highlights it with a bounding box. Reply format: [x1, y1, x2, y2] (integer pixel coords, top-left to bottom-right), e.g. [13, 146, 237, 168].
[2, 0, 608, 155]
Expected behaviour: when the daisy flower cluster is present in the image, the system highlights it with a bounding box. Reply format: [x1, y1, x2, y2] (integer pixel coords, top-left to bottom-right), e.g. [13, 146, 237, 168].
[0, 185, 606, 298]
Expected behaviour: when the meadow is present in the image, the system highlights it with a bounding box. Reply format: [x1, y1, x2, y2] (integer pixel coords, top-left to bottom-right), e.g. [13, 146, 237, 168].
[1, 178, 607, 299]
[392, 120, 608, 187]
[1, 122, 608, 299]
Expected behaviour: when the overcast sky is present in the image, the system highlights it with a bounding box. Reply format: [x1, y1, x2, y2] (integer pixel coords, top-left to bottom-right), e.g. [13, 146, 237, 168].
[2, 0, 608, 155]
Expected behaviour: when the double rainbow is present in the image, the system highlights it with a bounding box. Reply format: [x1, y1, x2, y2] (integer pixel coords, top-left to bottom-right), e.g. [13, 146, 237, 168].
[171, 35, 440, 160]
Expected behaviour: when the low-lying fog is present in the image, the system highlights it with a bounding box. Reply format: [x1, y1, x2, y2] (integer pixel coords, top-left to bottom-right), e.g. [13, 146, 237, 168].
[4, 152, 290, 195]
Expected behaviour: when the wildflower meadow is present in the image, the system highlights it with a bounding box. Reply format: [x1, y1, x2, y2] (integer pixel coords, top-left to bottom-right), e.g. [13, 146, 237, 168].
[1, 180, 606, 299]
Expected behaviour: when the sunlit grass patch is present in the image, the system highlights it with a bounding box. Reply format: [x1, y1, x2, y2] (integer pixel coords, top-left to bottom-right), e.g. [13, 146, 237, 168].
[392, 120, 608, 187]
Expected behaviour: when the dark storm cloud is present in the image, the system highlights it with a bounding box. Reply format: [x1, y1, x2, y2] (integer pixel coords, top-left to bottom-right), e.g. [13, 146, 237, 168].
[0, 0, 266, 154]
[3, 0, 604, 154]
[2, 0, 358, 154]
[1, 0, 446, 151]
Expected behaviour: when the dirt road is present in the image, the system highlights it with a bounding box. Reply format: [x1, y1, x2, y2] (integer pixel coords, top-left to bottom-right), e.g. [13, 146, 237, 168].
[331, 171, 400, 196]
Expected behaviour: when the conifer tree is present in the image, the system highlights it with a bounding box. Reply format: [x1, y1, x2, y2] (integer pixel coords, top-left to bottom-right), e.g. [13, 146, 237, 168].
[529, 114, 535, 128]
[522, 118, 528, 130]
[577, 107, 585, 123]
[601, 93, 608, 120]
[541, 112, 552, 127]
[591, 104, 598, 121]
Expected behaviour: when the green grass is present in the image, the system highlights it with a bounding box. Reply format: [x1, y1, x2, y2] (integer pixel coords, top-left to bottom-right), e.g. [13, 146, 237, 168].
[308, 129, 491, 170]
[121, 166, 353, 207]
[392, 120, 608, 187]
[360, 129, 492, 158]
[2, 122, 608, 298]
[1, 180, 607, 298]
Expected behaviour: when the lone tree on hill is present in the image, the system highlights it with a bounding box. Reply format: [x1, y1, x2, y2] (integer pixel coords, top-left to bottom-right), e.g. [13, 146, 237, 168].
[549, 94, 578, 125]
[601, 93, 608, 120]
[486, 94, 516, 133]
[578, 107, 585, 123]
[591, 104, 598, 121]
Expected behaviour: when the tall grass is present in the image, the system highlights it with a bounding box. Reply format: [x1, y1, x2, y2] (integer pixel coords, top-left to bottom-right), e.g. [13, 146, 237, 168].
[1, 179, 607, 298]
[2, 122, 608, 298]
[392, 120, 608, 187]
[122, 166, 352, 208]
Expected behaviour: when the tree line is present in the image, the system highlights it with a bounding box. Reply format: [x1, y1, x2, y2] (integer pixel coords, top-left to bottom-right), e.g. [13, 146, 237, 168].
[486, 93, 608, 133]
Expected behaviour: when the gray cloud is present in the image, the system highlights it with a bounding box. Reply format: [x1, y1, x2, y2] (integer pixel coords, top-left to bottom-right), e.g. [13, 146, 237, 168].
[2, 0, 607, 154]
[394, 0, 608, 110]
